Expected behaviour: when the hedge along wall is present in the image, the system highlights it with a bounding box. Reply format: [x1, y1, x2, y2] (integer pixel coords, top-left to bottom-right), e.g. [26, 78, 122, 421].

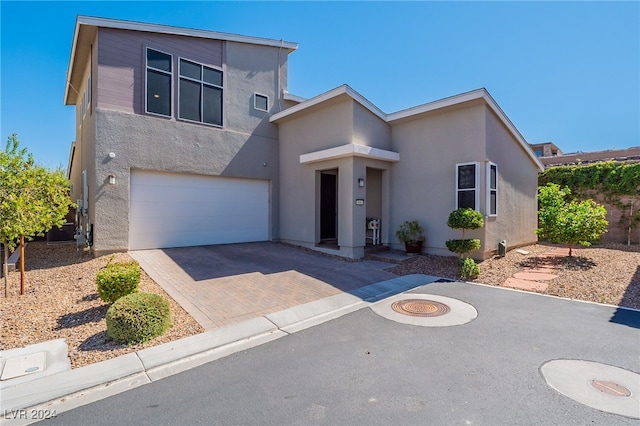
[539, 161, 640, 245]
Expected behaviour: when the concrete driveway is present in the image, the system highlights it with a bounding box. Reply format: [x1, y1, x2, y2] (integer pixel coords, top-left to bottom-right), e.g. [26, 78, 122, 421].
[130, 242, 398, 330]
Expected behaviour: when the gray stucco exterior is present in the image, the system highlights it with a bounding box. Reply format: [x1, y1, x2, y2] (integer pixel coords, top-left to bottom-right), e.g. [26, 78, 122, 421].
[66, 16, 542, 259]
[66, 17, 294, 255]
[272, 87, 543, 260]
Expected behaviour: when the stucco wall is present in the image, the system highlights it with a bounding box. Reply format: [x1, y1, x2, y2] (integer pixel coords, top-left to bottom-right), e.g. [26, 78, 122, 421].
[484, 108, 539, 253]
[352, 103, 391, 150]
[389, 101, 487, 256]
[96, 28, 223, 114]
[85, 31, 287, 254]
[278, 98, 394, 258]
[278, 100, 354, 252]
[93, 108, 279, 253]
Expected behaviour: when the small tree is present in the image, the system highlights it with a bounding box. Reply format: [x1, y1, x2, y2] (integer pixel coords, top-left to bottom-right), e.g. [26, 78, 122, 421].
[536, 183, 608, 256]
[0, 134, 74, 296]
[445, 208, 484, 258]
[446, 208, 484, 279]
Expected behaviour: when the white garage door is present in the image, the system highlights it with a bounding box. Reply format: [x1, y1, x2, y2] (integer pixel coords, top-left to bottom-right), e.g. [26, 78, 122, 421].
[129, 170, 269, 250]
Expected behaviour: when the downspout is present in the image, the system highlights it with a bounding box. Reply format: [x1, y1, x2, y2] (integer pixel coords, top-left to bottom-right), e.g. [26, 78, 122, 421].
[277, 39, 283, 112]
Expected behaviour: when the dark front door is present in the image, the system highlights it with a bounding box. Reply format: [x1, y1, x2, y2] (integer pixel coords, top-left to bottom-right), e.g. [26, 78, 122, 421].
[320, 171, 338, 240]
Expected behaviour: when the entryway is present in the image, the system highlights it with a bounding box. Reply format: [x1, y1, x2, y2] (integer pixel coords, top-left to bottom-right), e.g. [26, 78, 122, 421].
[319, 169, 338, 243]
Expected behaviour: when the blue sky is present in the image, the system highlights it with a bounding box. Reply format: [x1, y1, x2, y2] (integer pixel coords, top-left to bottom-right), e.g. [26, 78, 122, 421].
[1, 1, 638, 170]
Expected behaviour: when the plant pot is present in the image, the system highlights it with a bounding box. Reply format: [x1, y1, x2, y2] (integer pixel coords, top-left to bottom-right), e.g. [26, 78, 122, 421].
[404, 242, 423, 254]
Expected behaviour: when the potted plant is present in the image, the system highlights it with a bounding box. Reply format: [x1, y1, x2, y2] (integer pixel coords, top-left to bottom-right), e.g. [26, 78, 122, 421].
[396, 220, 425, 253]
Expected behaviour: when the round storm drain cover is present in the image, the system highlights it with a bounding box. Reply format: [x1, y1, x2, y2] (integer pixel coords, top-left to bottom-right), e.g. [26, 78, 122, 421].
[591, 380, 632, 397]
[391, 299, 450, 317]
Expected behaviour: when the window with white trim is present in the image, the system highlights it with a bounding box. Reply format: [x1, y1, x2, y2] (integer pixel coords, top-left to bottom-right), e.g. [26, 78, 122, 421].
[487, 162, 498, 216]
[179, 58, 223, 126]
[456, 162, 479, 210]
[145, 48, 172, 117]
[254, 93, 268, 111]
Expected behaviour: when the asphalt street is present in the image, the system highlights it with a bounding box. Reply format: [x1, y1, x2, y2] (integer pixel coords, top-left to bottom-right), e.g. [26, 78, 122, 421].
[40, 281, 640, 425]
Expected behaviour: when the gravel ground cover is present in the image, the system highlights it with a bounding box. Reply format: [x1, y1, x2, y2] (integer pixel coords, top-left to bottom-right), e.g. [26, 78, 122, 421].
[0, 241, 204, 368]
[1, 241, 638, 370]
[390, 242, 640, 310]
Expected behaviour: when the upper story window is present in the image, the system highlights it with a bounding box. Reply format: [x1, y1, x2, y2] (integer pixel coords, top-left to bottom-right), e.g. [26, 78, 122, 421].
[146, 48, 172, 117]
[254, 93, 268, 111]
[456, 162, 479, 210]
[179, 58, 223, 126]
[487, 162, 498, 216]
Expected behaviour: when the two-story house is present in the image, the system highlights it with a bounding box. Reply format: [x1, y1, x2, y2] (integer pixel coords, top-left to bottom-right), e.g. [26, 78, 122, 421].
[66, 16, 543, 259]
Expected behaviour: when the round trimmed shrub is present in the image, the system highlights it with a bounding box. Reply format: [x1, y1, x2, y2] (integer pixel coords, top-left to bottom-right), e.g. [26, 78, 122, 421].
[106, 292, 171, 344]
[97, 261, 140, 304]
[458, 257, 480, 280]
[447, 208, 484, 231]
[445, 239, 481, 256]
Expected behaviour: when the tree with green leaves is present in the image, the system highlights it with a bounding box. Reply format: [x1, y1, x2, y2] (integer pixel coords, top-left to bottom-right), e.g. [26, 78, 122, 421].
[1, 134, 74, 296]
[536, 183, 608, 257]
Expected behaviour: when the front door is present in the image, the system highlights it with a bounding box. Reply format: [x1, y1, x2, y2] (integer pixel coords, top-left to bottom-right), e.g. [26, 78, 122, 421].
[320, 170, 338, 240]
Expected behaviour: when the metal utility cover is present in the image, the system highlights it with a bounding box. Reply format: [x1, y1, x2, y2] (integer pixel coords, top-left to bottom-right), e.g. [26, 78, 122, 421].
[1, 352, 46, 381]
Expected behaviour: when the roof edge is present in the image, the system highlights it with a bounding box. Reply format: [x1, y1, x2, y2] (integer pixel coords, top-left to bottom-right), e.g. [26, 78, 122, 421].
[66, 15, 298, 105]
[272, 86, 544, 172]
[75, 16, 298, 50]
[270, 84, 387, 123]
[64, 17, 82, 105]
[481, 90, 545, 172]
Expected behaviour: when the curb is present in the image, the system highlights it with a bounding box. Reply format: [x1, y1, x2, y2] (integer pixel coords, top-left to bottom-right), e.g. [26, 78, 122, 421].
[1, 274, 436, 424]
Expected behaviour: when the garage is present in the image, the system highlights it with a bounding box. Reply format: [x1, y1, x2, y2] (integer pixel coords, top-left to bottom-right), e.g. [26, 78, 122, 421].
[129, 170, 269, 250]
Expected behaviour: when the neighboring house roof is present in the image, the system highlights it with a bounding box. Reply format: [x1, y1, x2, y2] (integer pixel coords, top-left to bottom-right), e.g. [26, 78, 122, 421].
[270, 85, 544, 172]
[540, 146, 640, 167]
[64, 15, 298, 105]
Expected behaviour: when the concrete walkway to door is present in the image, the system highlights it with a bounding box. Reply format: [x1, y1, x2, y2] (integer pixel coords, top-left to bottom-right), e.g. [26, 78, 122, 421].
[130, 242, 398, 330]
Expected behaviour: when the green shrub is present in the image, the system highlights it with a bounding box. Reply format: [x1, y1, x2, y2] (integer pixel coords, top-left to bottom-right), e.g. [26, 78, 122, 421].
[106, 292, 171, 345]
[395, 220, 425, 244]
[97, 261, 141, 304]
[446, 208, 485, 258]
[445, 239, 481, 255]
[447, 208, 484, 235]
[458, 257, 480, 280]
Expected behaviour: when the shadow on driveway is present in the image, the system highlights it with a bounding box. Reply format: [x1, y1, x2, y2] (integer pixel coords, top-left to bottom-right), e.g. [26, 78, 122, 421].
[161, 242, 396, 293]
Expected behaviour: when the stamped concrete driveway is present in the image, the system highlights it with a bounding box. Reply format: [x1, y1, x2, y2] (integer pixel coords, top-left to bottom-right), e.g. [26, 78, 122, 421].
[130, 242, 397, 330]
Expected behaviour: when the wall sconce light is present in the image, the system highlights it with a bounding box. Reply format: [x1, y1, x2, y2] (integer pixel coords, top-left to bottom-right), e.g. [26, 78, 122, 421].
[108, 174, 116, 185]
[358, 178, 365, 188]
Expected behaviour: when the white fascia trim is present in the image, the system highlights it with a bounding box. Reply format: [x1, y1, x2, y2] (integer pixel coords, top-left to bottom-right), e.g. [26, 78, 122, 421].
[76, 16, 298, 50]
[300, 143, 399, 164]
[387, 88, 543, 171]
[386, 89, 486, 122]
[282, 90, 307, 103]
[64, 19, 83, 104]
[271, 85, 387, 123]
